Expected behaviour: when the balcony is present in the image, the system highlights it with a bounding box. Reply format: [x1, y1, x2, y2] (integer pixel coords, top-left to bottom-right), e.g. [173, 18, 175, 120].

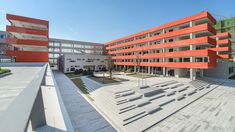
[6, 25, 48, 37]
[114, 61, 215, 69]
[5, 38, 48, 46]
[107, 23, 216, 50]
[106, 11, 216, 46]
[112, 49, 214, 60]
[109, 36, 216, 54]
[7, 14, 49, 28]
[217, 39, 231, 45]
[113, 49, 217, 69]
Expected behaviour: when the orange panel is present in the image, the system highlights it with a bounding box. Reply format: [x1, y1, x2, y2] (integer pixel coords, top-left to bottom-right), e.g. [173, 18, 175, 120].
[5, 38, 48, 46]
[105, 11, 215, 45]
[112, 49, 212, 60]
[107, 23, 215, 50]
[6, 50, 48, 62]
[211, 32, 231, 39]
[114, 62, 211, 69]
[7, 26, 48, 37]
[217, 39, 231, 45]
[7, 14, 48, 27]
[218, 54, 230, 59]
[209, 47, 230, 52]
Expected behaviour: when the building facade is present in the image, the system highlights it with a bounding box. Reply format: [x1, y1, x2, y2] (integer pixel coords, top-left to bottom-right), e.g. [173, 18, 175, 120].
[58, 54, 107, 73]
[49, 38, 104, 66]
[105, 11, 231, 80]
[215, 17, 235, 58]
[0, 31, 13, 62]
[5, 14, 49, 62]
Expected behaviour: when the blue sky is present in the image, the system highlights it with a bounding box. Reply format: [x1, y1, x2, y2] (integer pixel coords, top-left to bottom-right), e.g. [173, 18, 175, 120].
[0, 0, 234, 43]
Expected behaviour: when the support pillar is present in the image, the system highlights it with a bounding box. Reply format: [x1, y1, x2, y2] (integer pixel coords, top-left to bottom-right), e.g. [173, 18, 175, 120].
[148, 66, 150, 74]
[190, 68, 196, 80]
[200, 69, 204, 77]
[163, 67, 166, 76]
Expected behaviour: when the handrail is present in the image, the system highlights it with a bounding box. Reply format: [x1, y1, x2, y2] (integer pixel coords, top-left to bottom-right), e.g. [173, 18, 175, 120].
[0, 63, 48, 132]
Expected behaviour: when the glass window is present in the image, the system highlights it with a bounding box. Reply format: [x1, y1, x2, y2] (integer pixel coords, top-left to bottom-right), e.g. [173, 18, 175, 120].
[49, 54, 53, 58]
[54, 48, 60, 52]
[61, 43, 72, 47]
[74, 44, 83, 48]
[54, 54, 59, 58]
[62, 48, 73, 53]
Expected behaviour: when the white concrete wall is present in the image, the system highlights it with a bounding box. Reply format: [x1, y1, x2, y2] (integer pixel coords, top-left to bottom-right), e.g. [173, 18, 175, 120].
[62, 54, 107, 73]
[204, 61, 235, 79]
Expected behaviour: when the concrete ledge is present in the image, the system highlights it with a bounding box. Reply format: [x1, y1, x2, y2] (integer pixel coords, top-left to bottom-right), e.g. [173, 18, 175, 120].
[0, 72, 11, 78]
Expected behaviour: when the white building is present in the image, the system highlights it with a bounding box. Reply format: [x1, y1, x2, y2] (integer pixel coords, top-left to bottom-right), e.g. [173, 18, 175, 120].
[49, 38, 104, 66]
[58, 54, 107, 73]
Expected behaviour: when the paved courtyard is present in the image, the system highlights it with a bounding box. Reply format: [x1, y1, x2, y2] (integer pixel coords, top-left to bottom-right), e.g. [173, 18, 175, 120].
[53, 71, 116, 132]
[81, 74, 235, 132]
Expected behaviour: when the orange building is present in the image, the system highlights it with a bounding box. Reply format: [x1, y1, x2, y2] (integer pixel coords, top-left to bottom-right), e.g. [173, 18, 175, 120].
[5, 14, 49, 62]
[105, 11, 231, 80]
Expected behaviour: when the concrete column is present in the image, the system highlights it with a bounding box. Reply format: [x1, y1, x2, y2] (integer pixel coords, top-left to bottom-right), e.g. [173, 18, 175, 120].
[216, 37, 219, 55]
[148, 66, 150, 74]
[163, 67, 166, 76]
[190, 68, 196, 80]
[200, 69, 204, 77]
[190, 28, 196, 80]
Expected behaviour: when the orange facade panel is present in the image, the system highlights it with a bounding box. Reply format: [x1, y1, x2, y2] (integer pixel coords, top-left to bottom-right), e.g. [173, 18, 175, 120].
[109, 36, 216, 54]
[209, 47, 230, 52]
[107, 23, 215, 50]
[6, 26, 48, 37]
[5, 38, 48, 46]
[216, 39, 231, 45]
[218, 54, 231, 59]
[114, 62, 211, 69]
[112, 49, 213, 60]
[211, 32, 231, 39]
[114, 49, 217, 69]
[7, 14, 49, 27]
[6, 50, 48, 62]
[106, 11, 215, 45]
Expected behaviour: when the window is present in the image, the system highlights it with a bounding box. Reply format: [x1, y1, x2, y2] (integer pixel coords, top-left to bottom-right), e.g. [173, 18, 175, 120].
[169, 48, 174, 52]
[169, 29, 174, 32]
[61, 43, 72, 47]
[169, 39, 174, 42]
[62, 49, 73, 53]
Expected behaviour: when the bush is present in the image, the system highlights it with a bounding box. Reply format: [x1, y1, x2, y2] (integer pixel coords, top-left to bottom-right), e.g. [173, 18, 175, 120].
[0, 68, 11, 74]
[125, 68, 133, 73]
[121, 68, 126, 72]
[75, 69, 83, 74]
[82, 70, 88, 75]
[101, 67, 107, 72]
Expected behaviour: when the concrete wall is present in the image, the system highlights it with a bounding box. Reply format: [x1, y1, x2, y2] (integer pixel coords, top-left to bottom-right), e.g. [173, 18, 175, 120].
[204, 61, 235, 79]
[60, 54, 107, 73]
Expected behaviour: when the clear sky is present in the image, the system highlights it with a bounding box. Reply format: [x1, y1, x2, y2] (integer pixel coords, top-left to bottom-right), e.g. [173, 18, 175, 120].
[0, 0, 234, 43]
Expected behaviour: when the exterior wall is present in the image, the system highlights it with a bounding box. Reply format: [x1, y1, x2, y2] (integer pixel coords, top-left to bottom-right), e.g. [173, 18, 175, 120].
[5, 14, 49, 62]
[105, 11, 231, 80]
[59, 54, 107, 73]
[0, 31, 13, 62]
[49, 38, 104, 66]
[204, 61, 235, 79]
[215, 17, 235, 58]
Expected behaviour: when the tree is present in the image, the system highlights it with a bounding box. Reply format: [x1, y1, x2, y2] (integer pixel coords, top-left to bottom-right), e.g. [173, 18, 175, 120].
[107, 55, 114, 79]
[135, 55, 141, 73]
